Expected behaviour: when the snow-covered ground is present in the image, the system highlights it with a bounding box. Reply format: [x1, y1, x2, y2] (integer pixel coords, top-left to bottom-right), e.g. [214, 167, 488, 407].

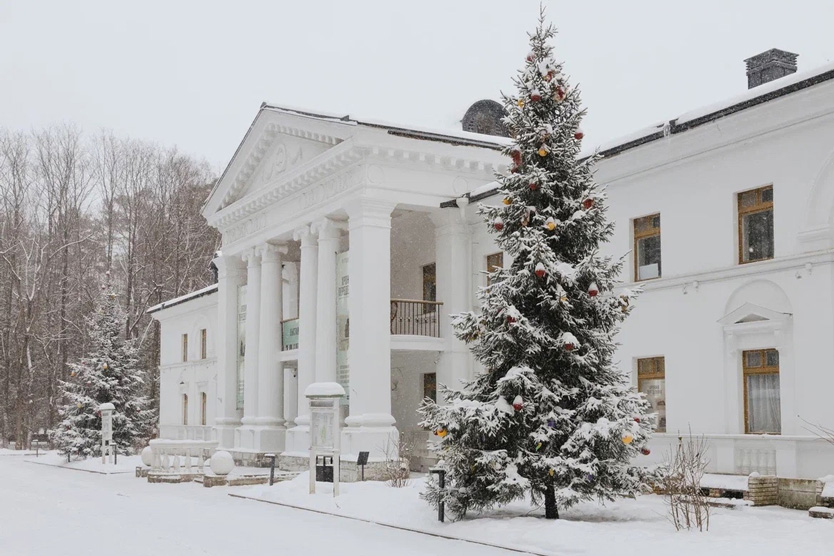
[0, 456, 513, 556]
[239, 473, 834, 556]
[1, 455, 831, 556]
[24, 451, 142, 474]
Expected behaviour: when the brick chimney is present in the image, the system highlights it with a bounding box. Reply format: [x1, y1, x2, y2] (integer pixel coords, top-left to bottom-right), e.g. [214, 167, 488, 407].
[745, 49, 798, 89]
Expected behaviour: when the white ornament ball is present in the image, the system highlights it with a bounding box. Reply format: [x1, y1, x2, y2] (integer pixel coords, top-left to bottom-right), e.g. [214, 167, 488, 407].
[140, 446, 153, 467]
[210, 450, 235, 476]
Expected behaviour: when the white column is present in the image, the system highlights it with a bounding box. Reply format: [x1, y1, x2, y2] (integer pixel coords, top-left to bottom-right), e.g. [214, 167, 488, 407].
[212, 254, 244, 449]
[237, 248, 261, 448]
[312, 218, 343, 384]
[253, 242, 287, 452]
[342, 198, 398, 459]
[284, 225, 318, 455]
[431, 210, 473, 403]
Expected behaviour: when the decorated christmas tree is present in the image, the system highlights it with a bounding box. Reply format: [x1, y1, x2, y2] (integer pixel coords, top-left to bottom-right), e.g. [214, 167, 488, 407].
[52, 280, 154, 457]
[420, 14, 654, 520]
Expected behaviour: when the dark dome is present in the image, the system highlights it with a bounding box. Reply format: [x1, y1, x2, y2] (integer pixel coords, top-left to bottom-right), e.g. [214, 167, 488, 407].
[461, 99, 509, 137]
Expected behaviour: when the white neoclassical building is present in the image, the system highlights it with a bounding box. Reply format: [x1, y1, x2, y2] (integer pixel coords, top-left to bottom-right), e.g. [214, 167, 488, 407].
[150, 49, 834, 479]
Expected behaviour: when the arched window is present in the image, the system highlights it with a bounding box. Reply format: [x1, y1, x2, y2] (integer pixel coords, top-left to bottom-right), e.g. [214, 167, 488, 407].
[182, 394, 189, 426]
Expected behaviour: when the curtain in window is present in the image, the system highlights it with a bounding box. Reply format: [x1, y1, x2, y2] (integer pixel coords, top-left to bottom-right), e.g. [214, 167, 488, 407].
[747, 373, 781, 433]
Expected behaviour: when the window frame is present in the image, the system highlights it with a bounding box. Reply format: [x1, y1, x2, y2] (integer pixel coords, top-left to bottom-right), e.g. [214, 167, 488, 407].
[182, 394, 189, 426]
[423, 372, 437, 403]
[200, 392, 207, 426]
[633, 213, 661, 282]
[422, 262, 437, 304]
[637, 356, 666, 432]
[181, 333, 188, 362]
[486, 252, 504, 287]
[737, 185, 774, 265]
[742, 348, 780, 434]
[200, 328, 207, 360]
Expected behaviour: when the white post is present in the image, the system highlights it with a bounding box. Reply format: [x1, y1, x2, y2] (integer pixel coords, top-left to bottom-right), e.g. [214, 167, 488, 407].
[212, 255, 245, 449]
[255, 242, 287, 452]
[343, 198, 398, 459]
[285, 225, 318, 454]
[312, 218, 343, 384]
[100, 403, 115, 465]
[238, 248, 261, 448]
[431, 211, 473, 402]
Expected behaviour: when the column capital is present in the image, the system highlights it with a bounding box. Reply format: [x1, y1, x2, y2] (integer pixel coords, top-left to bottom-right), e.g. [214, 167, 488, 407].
[258, 242, 288, 263]
[430, 209, 471, 238]
[241, 247, 261, 266]
[213, 254, 245, 279]
[293, 225, 316, 247]
[311, 217, 347, 241]
[345, 198, 396, 229]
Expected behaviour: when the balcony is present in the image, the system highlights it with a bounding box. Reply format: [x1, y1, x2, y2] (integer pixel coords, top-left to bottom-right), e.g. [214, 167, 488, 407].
[390, 299, 442, 338]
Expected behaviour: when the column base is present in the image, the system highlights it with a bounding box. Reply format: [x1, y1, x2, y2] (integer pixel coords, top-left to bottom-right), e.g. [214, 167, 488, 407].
[282, 414, 311, 456]
[341, 413, 399, 460]
[213, 420, 241, 450]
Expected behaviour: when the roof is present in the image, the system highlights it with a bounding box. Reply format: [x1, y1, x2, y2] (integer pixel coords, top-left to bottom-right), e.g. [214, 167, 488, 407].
[147, 283, 218, 315]
[453, 59, 834, 205]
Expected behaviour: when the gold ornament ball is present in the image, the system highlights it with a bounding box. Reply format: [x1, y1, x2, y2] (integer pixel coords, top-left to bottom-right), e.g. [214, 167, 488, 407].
[538, 148, 548, 157]
[622, 434, 634, 445]
[503, 197, 512, 205]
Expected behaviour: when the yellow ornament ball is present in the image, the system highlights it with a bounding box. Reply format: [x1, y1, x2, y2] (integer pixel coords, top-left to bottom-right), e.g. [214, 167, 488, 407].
[436, 429, 448, 438]
[549, 469, 555, 477]
[517, 99, 524, 107]
[76, 403, 83, 409]
[503, 197, 512, 205]
[538, 148, 548, 157]
[622, 434, 634, 445]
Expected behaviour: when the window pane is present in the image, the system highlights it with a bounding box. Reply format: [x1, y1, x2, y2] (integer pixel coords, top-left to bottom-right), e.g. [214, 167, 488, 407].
[423, 373, 437, 403]
[745, 351, 762, 368]
[742, 209, 774, 262]
[637, 234, 661, 279]
[739, 190, 757, 209]
[765, 350, 779, 367]
[640, 378, 666, 432]
[747, 373, 781, 433]
[422, 264, 436, 302]
[761, 187, 773, 203]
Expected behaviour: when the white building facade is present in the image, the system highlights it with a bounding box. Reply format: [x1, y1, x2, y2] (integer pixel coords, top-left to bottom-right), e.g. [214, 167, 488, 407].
[151, 51, 834, 479]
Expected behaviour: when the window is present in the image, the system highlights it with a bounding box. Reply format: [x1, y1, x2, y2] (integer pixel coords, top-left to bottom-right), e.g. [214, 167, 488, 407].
[200, 329, 207, 359]
[738, 186, 773, 263]
[182, 394, 189, 426]
[423, 373, 437, 403]
[181, 334, 188, 362]
[743, 349, 780, 434]
[637, 357, 666, 432]
[634, 214, 661, 281]
[422, 263, 436, 303]
[486, 252, 503, 286]
[200, 392, 207, 426]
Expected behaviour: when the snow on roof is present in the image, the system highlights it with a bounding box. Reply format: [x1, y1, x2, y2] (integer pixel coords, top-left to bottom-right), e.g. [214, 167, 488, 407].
[261, 103, 511, 149]
[147, 283, 218, 314]
[700, 473, 750, 491]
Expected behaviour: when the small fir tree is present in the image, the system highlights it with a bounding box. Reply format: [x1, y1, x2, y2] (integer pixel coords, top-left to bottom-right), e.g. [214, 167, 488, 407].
[52, 282, 154, 457]
[420, 15, 654, 520]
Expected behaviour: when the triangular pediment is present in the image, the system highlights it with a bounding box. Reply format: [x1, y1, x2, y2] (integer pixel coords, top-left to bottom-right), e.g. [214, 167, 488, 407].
[718, 302, 791, 326]
[203, 106, 354, 220]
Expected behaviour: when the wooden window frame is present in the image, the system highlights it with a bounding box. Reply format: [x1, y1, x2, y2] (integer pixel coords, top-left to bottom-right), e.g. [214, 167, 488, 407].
[182, 394, 189, 426]
[200, 328, 207, 360]
[737, 186, 774, 265]
[200, 392, 207, 426]
[486, 252, 504, 286]
[637, 356, 666, 432]
[633, 214, 661, 282]
[181, 333, 188, 363]
[742, 348, 780, 434]
[423, 372, 437, 403]
[422, 263, 437, 304]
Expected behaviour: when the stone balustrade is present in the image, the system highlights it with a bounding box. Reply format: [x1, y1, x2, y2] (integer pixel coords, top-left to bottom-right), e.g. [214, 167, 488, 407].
[148, 439, 219, 478]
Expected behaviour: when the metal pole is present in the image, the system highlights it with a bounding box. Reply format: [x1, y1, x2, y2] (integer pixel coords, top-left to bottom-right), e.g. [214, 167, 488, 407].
[438, 470, 445, 523]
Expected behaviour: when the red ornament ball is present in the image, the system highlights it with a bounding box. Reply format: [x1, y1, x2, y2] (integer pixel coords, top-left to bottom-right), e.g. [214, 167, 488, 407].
[506, 315, 516, 324]
[512, 395, 524, 411]
[534, 263, 546, 279]
[574, 129, 584, 140]
[641, 448, 651, 456]
[530, 90, 542, 102]
[634, 417, 641, 423]
[564, 342, 575, 352]
[510, 149, 522, 166]
[526, 51, 535, 62]
[583, 198, 594, 210]
[529, 182, 539, 191]
[588, 282, 599, 297]
[493, 217, 504, 231]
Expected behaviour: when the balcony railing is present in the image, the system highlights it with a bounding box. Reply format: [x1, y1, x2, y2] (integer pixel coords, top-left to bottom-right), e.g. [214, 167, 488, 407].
[390, 299, 443, 337]
[281, 318, 299, 351]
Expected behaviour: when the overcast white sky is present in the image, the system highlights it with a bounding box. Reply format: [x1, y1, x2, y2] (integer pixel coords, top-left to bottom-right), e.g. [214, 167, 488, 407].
[2, 0, 832, 171]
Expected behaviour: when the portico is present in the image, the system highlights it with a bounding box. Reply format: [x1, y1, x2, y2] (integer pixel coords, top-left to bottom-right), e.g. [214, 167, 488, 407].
[201, 104, 506, 463]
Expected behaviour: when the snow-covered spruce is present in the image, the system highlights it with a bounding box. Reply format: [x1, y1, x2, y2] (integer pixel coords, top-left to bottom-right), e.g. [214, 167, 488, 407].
[51, 282, 155, 458]
[419, 15, 654, 521]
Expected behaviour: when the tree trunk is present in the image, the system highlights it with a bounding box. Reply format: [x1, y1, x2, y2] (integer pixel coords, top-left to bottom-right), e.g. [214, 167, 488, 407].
[544, 481, 559, 519]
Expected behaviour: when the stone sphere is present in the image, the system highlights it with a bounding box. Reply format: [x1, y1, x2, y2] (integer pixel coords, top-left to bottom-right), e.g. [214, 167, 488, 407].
[140, 446, 153, 467]
[210, 451, 235, 475]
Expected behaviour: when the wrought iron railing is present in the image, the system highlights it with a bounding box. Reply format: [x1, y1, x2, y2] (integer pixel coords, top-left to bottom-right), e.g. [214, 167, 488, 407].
[390, 299, 443, 337]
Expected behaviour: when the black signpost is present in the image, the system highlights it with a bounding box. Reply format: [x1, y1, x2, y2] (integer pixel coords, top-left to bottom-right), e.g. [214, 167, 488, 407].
[316, 455, 334, 483]
[357, 451, 369, 481]
[428, 467, 447, 522]
[265, 453, 276, 486]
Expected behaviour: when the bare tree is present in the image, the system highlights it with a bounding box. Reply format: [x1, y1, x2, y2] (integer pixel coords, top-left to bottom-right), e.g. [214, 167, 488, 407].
[663, 432, 711, 532]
